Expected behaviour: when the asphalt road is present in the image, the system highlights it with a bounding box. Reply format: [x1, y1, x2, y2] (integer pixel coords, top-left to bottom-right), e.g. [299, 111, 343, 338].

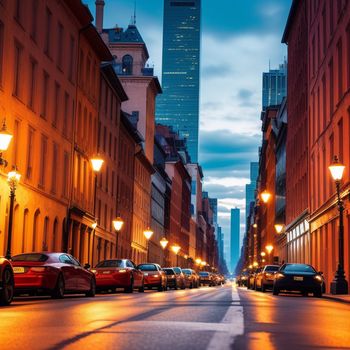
[0, 284, 349, 350]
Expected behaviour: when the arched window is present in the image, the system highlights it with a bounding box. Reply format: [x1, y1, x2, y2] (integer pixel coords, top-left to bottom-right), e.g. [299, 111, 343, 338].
[22, 209, 29, 253]
[53, 218, 59, 251]
[122, 55, 133, 75]
[12, 204, 20, 255]
[33, 209, 40, 252]
[43, 216, 49, 251]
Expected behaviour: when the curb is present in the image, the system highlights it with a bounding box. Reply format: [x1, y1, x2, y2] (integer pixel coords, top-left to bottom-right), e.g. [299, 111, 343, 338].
[322, 295, 350, 304]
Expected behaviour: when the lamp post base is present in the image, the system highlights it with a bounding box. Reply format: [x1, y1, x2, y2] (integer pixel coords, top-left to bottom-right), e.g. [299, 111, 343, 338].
[330, 268, 348, 295]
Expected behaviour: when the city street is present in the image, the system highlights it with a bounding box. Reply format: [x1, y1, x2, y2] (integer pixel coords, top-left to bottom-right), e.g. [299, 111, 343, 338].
[1, 284, 349, 350]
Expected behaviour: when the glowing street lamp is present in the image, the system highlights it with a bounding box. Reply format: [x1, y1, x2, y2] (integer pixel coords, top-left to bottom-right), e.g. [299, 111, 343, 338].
[253, 261, 258, 267]
[329, 156, 348, 294]
[0, 120, 13, 167]
[6, 169, 21, 259]
[113, 216, 124, 232]
[252, 223, 258, 228]
[195, 258, 202, 265]
[143, 228, 154, 262]
[260, 251, 266, 257]
[261, 190, 271, 203]
[160, 237, 169, 249]
[90, 157, 104, 172]
[171, 244, 181, 266]
[265, 245, 273, 254]
[92, 221, 97, 229]
[274, 224, 284, 234]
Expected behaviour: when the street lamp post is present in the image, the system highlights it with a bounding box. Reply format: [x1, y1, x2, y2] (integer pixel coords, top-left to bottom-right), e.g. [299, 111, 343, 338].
[329, 156, 348, 294]
[143, 228, 154, 262]
[6, 169, 21, 259]
[171, 244, 181, 266]
[113, 216, 124, 258]
[265, 245, 274, 264]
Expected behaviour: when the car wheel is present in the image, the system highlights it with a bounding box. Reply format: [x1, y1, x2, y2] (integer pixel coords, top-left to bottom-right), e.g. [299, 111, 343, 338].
[51, 274, 65, 299]
[158, 284, 163, 292]
[302, 291, 308, 297]
[272, 286, 279, 296]
[261, 284, 266, 293]
[313, 289, 322, 298]
[174, 281, 178, 290]
[138, 281, 145, 293]
[124, 278, 134, 293]
[190, 282, 193, 289]
[86, 278, 96, 297]
[0, 268, 14, 306]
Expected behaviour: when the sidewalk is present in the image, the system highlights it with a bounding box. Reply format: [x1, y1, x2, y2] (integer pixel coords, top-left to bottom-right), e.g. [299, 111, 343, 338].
[323, 293, 350, 304]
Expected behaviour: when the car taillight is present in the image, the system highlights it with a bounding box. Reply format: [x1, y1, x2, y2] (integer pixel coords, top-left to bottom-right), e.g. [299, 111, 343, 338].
[154, 274, 159, 278]
[118, 269, 127, 273]
[30, 267, 49, 273]
[275, 273, 285, 279]
[265, 273, 272, 278]
[91, 269, 97, 274]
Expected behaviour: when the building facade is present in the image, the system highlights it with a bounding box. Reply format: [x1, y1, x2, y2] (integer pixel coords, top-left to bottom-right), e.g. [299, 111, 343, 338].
[230, 208, 240, 273]
[156, 0, 201, 162]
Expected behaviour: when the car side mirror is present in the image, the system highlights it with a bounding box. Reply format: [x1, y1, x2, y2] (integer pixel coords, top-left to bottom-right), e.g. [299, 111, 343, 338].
[84, 263, 91, 270]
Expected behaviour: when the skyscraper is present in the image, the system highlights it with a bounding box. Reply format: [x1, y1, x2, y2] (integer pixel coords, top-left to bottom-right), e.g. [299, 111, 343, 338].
[230, 208, 240, 274]
[156, 0, 201, 162]
[262, 60, 287, 110]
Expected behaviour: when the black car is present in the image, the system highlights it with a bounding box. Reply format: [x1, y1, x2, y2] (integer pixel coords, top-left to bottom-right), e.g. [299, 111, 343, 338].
[163, 268, 178, 289]
[273, 263, 324, 297]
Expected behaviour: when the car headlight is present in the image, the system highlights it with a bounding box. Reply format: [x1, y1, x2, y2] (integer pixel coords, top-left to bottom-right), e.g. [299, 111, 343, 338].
[275, 273, 285, 279]
[314, 275, 322, 282]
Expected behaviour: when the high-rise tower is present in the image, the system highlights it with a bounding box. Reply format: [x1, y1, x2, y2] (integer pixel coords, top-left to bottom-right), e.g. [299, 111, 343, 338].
[230, 208, 240, 274]
[156, 0, 201, 162]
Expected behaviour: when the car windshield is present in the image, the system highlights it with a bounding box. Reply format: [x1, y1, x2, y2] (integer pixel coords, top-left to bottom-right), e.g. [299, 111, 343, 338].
[172, 267, 181, 274]
[163, 269, 175, 275]
[182, 269, 191, 275]
[265, 266, 279, 272]
[96, 260, 123, 268]
[138, 264, 157, 271]
[12, 253, 48, 262]
[283, 264, 316, 273]
[199, 272, 209, 276]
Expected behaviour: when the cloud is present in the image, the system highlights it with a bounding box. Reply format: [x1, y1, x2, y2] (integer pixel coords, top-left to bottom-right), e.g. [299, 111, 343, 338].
[202, 65, 234, 79]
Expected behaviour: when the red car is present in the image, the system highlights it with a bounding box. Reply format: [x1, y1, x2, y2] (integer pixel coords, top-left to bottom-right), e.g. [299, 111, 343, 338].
[92, 259, 144, 293]
[12, 252, 96, 298]
[0, 257, 15, 305]
[137, 263, 167, 291]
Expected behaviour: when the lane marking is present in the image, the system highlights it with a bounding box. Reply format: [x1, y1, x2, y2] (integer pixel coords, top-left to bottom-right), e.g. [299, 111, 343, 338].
[206, 284, 244, 350]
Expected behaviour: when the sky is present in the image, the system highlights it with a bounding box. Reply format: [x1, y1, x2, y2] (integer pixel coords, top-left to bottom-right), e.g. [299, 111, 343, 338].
[85, 0, 292, 241]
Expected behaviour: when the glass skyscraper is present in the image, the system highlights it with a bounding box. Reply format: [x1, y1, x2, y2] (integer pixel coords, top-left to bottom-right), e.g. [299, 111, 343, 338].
[262, 60, 287, 110]
[156, 0, 201, 162]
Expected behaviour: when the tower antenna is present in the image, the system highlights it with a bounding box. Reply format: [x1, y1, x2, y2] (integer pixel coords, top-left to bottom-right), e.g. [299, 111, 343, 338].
[131, 0, 136, 25]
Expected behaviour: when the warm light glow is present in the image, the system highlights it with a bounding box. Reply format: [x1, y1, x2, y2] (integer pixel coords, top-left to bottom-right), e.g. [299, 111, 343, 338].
[0, 121, 13, 151]
[171, 244, 181, 255]
[248, 264, 253, 269]
[92, 222, 97, 229]
[253, 261, 258, 267]
[90, 157, 104, 172]
[201, 261, 207, 266]
[265, 245, 274, 254]
[262, 259, 266, 263]
[143, 228, 154, 240]
[329, 156, 345, 181]
[7, 170, 21, 185]
[160, 237, 169, 249]
[113, 217, 124, 231]
[184, 255, 188, 259]
[253, 223, 258, 228]
[274, 224, 284, 234]
[261, 190, 271, 203]
[260, 252, 266, 257]
[195, 258, 202, 265]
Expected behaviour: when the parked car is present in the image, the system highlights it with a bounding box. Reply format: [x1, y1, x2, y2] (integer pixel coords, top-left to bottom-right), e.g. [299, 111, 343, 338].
[236, 270, 249, 287]
[0, 257, 15, 305]
[163, 268, 178, 289]
[170, 267, 186, 289]
[273, 263, 324, 297]
[199, 271, 213, 286]
[92, 259, 144, 293]
[12, 252, 96, 298]
[137, 263, 167, 291]
[182, 269, 199, 288]
[255, 265, 280, 292]
[247, 268, 262, 289]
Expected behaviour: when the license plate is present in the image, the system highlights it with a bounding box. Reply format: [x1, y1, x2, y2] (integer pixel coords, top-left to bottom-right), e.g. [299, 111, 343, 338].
[294, 276, 303, 281]
[102, 271, 111, 274]
[13, 267, 25, 274]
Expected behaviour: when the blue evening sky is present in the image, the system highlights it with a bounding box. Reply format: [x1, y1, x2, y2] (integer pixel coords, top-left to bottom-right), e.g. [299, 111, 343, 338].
[84, 0, 292, 240]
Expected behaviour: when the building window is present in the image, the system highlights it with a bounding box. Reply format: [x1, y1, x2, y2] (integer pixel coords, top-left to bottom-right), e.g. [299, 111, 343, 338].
[53, 82, 60, 127]
[51, 142, 58, 194]
[122, 55, 133, 75]
[39, 135, 48, 188]
[337, 39, 343, 101]
[13, 41, 23, 98]
[62, 151, 69, 197]
[14, 0, 23, 25]
[26, 127, 35, 179]
[28, 57, 37, 110]
[44, 7, 52, 57]
[41, 71, 49, 119]
[329, 58, 334, 116]
[0, 21, 3, 86]
[31, 0, 38, 42]
[69, 36, 75, 82]
[322, 74, 327, 129]
[63, 92, 69, 138]
[338, 118, 343, 162]
[57, 22, 64, 70]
